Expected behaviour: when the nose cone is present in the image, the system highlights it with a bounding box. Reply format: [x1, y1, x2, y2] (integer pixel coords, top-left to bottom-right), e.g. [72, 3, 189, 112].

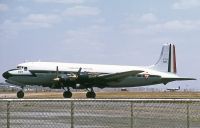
[2, 71, 10, 79]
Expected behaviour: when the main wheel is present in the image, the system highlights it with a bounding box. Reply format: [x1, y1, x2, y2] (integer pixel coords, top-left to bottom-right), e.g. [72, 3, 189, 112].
[63, 91, 72, 98]
[17, 90, 24, 98]
[86, 91, 96, 98]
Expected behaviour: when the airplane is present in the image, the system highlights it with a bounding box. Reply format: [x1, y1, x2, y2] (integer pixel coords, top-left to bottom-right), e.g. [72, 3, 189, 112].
[2, 43, 196, 98]
[166, 86, 180, 92]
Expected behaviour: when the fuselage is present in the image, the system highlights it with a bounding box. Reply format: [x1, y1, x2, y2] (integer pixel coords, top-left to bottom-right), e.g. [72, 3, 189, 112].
[3, 62, 178, 89]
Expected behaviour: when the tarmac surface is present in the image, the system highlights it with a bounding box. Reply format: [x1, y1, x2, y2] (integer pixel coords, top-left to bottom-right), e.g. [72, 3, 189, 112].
[0, 99, 200, 128]
[1, 91, 200, 99]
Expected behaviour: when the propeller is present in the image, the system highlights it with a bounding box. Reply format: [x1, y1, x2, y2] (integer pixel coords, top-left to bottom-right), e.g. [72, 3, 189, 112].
[53, 66, 82, 82]
[53, 66, 60, 81]
[69, 67, 82, 80]
[77, 67, 82, 78]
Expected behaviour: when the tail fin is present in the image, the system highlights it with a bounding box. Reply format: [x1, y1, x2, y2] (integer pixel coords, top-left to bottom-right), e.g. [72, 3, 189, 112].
[152, 44, 177, 73]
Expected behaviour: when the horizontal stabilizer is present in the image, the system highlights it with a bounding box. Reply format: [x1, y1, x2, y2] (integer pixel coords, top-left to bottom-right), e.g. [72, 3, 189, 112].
[162, 77, 196, 81]
[174, 78, 196, 81]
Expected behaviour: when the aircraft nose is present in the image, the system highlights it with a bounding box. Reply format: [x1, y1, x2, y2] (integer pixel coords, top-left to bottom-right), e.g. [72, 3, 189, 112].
[2, 71, 11, 79]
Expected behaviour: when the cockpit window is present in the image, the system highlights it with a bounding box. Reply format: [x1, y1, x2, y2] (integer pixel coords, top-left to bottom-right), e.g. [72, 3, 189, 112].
[17, 66, 27, 70]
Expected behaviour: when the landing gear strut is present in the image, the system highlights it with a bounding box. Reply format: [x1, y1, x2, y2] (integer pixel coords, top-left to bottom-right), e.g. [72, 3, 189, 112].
[63, 87, 72, 98]
[86, 88, 96, 98]
[17, 90, 24, 98]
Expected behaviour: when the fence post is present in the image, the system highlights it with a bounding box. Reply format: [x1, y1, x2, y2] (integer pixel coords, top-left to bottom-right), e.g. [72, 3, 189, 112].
[7, 101, 10, 128]
[187, 102, 190, 128]
[71, 101, 74, 128]
[131, 101, 133, 128]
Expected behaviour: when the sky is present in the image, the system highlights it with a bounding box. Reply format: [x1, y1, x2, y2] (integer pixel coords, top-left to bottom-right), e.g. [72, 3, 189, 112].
[0, 0, 199, 90]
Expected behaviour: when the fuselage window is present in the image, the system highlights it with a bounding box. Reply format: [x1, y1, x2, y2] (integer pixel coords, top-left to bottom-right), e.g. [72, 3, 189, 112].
[24, 67, 27, 71]
[17, 66, 22, 69]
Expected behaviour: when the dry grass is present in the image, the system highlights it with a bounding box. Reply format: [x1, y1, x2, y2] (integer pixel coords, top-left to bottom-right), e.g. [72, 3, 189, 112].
[1, 91, 200, 99]
[95, 91, 200, 99]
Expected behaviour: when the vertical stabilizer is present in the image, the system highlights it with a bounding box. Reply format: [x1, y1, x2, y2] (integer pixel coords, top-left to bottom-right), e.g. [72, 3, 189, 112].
[152, 44, 177, 73]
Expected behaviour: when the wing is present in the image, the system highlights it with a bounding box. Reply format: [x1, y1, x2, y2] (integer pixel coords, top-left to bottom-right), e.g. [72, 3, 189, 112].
[99, 70, 144, 80]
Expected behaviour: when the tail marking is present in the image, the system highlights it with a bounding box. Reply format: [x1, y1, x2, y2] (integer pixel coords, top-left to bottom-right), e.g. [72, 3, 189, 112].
[152, 43, 177, 74]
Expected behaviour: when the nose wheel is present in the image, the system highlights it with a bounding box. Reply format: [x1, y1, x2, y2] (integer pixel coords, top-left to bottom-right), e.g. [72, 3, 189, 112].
[17, 90, 24, 98]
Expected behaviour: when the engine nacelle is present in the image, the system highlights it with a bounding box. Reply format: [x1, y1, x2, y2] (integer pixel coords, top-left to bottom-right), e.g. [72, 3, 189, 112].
[78, 74, 89, 80]
[59, 76, 70, 83]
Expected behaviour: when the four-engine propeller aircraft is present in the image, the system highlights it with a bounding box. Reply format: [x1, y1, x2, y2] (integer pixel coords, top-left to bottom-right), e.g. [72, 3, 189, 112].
[2, 44, 196, 98]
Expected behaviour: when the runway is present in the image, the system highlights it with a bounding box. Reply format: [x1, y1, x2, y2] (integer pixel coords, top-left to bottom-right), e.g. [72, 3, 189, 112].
[1, 91, 200, 99]
[0, 99, 200, 128]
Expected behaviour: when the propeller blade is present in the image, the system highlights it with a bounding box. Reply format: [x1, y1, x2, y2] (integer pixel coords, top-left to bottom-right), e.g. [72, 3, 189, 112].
[56, 66, 58, 77]
[77, 67, 82, 76]
[69, 67, 82, 80]
[54, 66, 60, 81]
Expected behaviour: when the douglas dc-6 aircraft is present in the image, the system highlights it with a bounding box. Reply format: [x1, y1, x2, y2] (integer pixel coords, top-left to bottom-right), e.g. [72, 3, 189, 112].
[2, 44, 196, 98]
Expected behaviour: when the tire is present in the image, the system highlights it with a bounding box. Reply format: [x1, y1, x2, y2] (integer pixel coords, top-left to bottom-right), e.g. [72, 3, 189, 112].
[63, 91, 72, 98]
[86, 91, 96, 98]
[17, 90, 24, 98]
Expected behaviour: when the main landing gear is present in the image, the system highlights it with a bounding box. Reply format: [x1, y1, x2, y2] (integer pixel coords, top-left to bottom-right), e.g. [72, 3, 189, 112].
[63, 87, 72, 98]
[63, 91, 72, 98]
[17, 90, 24, 98]
[86, 88, 96, 98]
[62, 87, 96, 98]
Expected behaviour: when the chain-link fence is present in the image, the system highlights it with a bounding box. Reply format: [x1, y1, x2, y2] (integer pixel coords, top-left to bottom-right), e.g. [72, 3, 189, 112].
[0, 99, 200, 128]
